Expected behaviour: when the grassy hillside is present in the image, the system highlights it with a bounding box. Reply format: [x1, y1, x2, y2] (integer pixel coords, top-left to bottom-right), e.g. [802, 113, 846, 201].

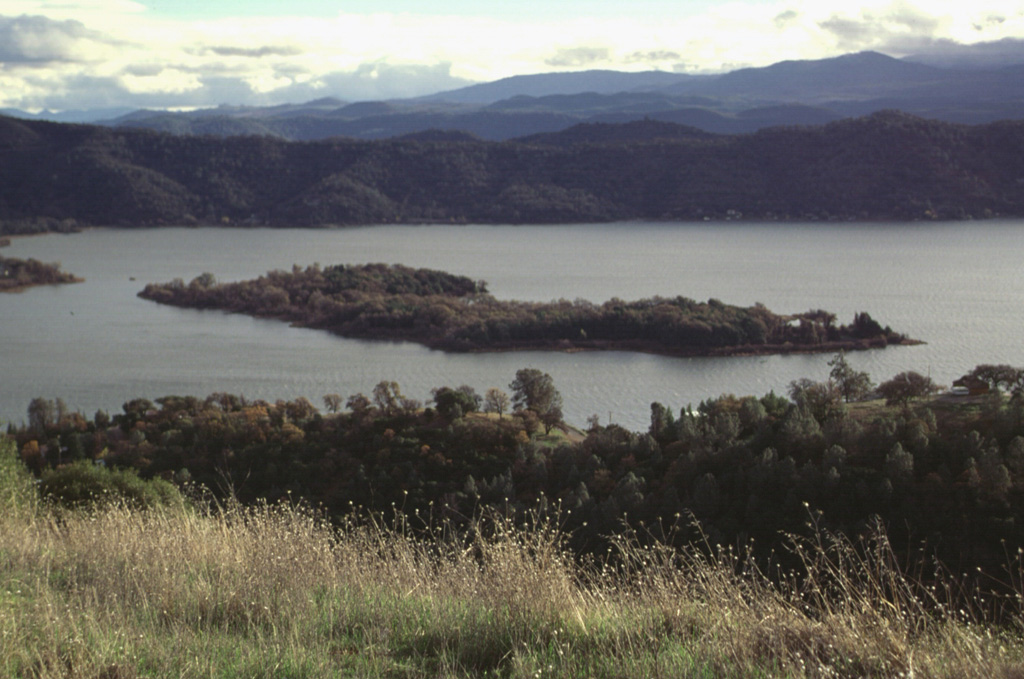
[1, 434, 1022, 678]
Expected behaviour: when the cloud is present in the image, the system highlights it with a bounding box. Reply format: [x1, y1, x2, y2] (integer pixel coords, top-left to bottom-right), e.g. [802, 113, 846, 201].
[0, 14, 118, 65]
[818, 16, 876, 48]
[887, 4, 942, 34]
[903, 36, 1024, 67]
[774, 10, 799, 27]
[199, 45, 304, 58]
[818, 2, 945, 52]
[972, 14, 1009, 32]
[3, 58, 474, 111]
[545, 46, 612, 68]
[309, 62, 473, 100]
[625, 50, 683, 64]
[123, 62, 167, 77]
[27, 1, 146, 14]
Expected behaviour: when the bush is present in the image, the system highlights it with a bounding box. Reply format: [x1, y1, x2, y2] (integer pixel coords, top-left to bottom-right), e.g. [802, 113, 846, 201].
[39, 460, 184, 511]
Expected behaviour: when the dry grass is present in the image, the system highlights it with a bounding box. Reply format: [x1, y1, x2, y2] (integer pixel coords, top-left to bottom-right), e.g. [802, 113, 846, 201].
[2, 479, 1023, 677]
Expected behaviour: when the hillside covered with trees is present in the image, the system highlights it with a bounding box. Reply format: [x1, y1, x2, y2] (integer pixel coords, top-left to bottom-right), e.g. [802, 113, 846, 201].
[138, 263, 913, 356]
[3, 110, 1024, 235]
[9, 361, 1024, 591]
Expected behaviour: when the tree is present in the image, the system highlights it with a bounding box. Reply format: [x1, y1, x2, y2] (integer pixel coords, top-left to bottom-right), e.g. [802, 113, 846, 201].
[828, 351, 874, 402]
[189, 272, 217, 289]
[738, 396, 768, 430]
[27, 397, 56, 435]
[884, 442, 914, 481]
[372, 381, 405, 416]
[280, 396, 317, 422]
[539, 402, 564, 435]
[323, 393, 342, 413]
[649, 402, 676, 441]
[509, 368, 563, 433]
[399, 397, 422, 416]
[967, 364, 1024, 394]
[877, 371, 938, 407]
[788, 378, 844, 423]
[483, 387, 510, 419]
[760, 390, 790, 419]
[456, 385, 483, 410]
[850, 311, 885, 338]
[346, 392, 372, 419]
[432, 386, 479, 420]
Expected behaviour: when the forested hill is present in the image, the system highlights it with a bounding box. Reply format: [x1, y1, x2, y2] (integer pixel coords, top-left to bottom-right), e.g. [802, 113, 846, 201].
[3, 110, 1024, 234]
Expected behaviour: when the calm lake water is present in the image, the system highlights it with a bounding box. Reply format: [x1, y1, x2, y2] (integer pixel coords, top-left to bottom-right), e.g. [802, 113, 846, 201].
[3, 221, 1023, 430]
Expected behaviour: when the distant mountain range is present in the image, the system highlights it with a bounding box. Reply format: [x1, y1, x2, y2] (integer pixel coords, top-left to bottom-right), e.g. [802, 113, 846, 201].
[4, 46, 1024, 141]
[3, 110, 1023, 234]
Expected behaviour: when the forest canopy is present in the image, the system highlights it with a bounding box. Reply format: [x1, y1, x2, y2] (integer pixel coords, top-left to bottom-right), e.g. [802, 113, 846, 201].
[138, 263, 915, 356]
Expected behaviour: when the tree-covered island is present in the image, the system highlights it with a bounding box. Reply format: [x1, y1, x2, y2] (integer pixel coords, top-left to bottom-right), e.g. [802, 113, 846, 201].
[139, 263, 916, 356]
[0, 255, 82, 292]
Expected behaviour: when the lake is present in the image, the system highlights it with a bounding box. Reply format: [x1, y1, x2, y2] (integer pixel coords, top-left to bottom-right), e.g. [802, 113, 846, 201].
[2, 221, 1023, 430]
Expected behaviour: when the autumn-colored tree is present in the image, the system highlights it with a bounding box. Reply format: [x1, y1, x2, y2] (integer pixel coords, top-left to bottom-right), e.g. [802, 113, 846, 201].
[483, 387, 510, 419]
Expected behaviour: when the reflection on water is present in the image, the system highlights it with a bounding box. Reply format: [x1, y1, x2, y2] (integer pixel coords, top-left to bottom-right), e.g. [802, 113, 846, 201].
[2, 221, 1023, 430]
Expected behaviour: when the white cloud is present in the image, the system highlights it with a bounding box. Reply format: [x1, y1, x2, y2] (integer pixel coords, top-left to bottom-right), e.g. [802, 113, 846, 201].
[0, 14, 122, 65]
[119, 68, 200, 95]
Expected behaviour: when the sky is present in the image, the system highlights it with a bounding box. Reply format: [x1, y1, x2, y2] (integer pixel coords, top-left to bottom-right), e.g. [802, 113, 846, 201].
[1, 0, 1024, 112]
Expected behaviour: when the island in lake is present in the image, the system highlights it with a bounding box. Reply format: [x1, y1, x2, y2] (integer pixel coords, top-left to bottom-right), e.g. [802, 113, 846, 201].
[139, 263, 917, 357]
[0, 255, 82, 292]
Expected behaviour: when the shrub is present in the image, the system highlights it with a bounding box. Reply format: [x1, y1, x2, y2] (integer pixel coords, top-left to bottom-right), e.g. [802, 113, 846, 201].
[39, 460, 184, 511]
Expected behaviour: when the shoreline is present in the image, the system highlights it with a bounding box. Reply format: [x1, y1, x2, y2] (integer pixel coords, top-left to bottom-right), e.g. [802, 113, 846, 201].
[450, 336, 924, 359]
[295, 320, 923, 360]
[0, 276, 85, 294]
[3, 214, 1022, 241]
